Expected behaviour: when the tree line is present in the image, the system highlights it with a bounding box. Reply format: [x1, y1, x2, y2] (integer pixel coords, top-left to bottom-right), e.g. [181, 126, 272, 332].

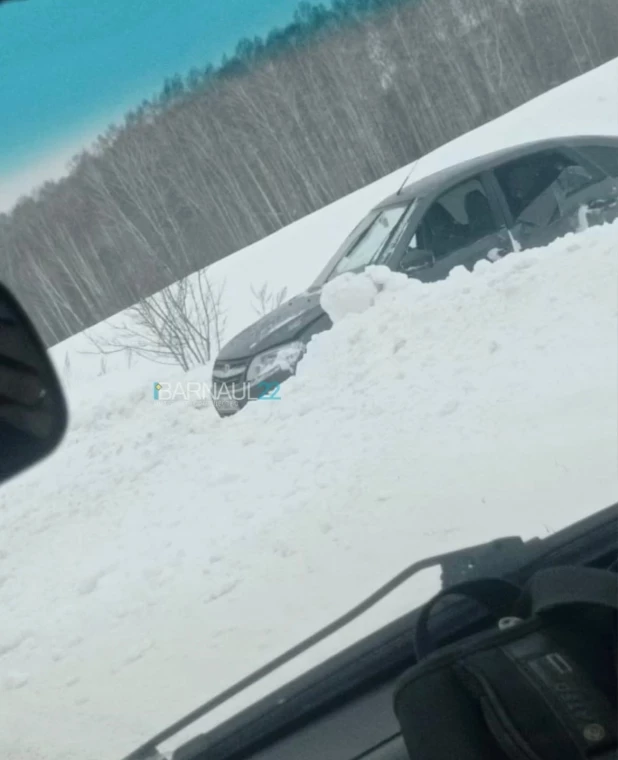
[1, 0, 616, 346]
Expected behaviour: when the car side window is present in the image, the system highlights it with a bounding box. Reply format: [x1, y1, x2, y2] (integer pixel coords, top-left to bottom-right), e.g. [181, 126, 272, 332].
[494, 149, 604, 228]
[329, 203, 411, 279]
[409, 176, 500, 260]
[578, 145, 618, 178]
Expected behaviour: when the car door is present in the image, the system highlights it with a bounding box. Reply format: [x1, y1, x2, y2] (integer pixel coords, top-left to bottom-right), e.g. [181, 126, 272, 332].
[488, 145, 616, 252]
[395, 172, 513, 283]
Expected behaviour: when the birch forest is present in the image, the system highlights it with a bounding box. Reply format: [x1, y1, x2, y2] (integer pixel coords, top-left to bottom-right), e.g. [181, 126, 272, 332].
[1, 0, 616, 345]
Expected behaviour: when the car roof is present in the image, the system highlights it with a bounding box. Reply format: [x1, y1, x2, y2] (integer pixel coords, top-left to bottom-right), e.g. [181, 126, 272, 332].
[375, 134, 618, 208]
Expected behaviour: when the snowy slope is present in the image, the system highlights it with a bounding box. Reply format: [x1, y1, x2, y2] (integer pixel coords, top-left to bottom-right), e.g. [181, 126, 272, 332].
[0, 59, 617, 760]
[50, 57, 618, 389]
[1, 217, 617, 760]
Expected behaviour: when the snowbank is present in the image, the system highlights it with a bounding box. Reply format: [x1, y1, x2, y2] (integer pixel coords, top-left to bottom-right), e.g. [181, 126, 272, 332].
[1, 218, 616, 760]
[320, 266, 409, 322]
[2, 55, 618, 760]
[0, 60, 618, 760]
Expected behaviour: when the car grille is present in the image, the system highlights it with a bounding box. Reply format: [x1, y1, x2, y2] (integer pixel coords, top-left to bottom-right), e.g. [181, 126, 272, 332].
[212, 359, 247, 384]
[211, 360, 249, 412]
[212, 361, 249, 409]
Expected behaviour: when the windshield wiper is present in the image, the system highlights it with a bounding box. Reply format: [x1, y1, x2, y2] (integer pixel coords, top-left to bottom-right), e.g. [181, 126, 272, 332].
[122, 535, 533, 760]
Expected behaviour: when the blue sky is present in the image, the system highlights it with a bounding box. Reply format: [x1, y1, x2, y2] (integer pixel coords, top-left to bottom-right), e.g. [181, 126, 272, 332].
[0, 0, 302, 179]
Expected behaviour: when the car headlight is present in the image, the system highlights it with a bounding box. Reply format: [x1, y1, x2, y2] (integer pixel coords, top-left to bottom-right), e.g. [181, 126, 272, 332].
[246, 342, 306, 385]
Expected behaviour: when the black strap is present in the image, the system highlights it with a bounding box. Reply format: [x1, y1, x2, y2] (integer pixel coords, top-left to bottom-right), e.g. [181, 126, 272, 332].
[414, 578, 522, 660]
[514, 565, 618, 618]
[415, 566, 618, 660]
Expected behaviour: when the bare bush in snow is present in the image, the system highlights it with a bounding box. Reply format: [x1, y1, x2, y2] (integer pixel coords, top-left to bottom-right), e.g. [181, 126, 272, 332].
[82, 268, 226, 372]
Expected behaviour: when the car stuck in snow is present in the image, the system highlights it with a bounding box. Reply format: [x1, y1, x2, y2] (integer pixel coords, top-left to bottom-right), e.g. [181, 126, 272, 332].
[212, 134, 618, 416]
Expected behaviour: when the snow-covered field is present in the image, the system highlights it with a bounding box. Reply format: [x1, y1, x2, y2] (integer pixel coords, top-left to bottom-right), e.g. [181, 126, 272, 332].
[0, 61, 617, 760]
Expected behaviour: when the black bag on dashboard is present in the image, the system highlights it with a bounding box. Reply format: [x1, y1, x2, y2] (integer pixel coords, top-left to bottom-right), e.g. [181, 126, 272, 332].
[393, 565, 618, 760]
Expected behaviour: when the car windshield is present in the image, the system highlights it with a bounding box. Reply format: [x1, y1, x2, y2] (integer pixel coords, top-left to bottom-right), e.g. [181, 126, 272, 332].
[325, 200, 415, 281]
[1, 3, 617, 760]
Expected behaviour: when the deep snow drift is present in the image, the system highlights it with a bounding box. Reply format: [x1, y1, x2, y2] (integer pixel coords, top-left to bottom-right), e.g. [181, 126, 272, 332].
[1, 216, 617, 760]
[1, 55, 617, 760]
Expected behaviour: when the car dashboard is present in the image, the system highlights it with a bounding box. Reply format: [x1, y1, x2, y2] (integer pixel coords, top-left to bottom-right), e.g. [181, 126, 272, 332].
[131, 504, 618, 760]
[188, 678, 409, 760]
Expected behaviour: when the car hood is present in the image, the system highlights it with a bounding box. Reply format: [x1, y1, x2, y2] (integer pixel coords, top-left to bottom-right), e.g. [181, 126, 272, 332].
[216, 289, 325, 361]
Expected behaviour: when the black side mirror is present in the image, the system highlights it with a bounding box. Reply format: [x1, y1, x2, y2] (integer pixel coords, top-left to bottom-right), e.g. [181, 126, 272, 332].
[0, 283, 68, 485]
[399, 247, 436, 274]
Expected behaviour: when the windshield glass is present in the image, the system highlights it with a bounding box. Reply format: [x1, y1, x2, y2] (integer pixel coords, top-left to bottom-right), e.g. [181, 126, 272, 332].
[1, 2, 617, 760]
[326, 201, 414, 281]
